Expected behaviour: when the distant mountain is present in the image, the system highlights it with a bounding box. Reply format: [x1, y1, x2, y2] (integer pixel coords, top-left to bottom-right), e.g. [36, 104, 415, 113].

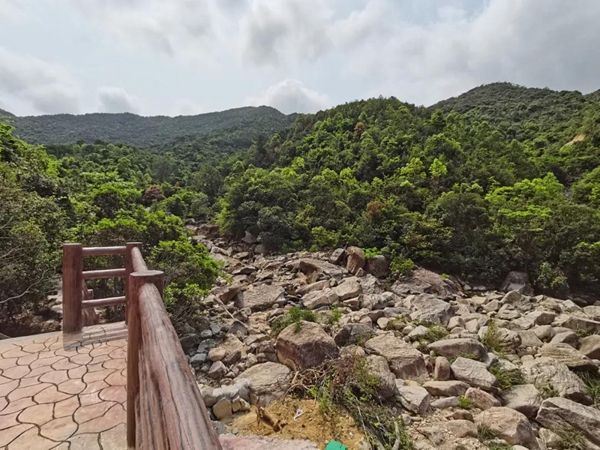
[430, 82, 600, 141]
[6, 106, 295, 150]
[0, 108, 14, 118]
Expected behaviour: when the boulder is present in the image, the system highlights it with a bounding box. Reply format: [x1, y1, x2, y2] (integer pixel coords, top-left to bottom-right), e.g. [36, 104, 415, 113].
[213, 335, 247, 366]
[208, 361, 227, 379]
[397, 385, 431, 415]
[451, 357, 498, 391]
[500, 271, 534, 296]
[539, 343, 598, 372]
[365, 255, 389, 278]
[391, 269, 458, 298]
[364, 333, 427, 380]
[521, 358, 592, 405]
[579, 335, 600, 359]
[334, 323, 373, 346]
[346, 246, 366, 275]
[297, 280, 330, 296]
[235, 362, 292, 406]
[502, 384, 543, 418]
[550, 331, 579, 347]
[361, 292, 396, 310]
[423, 381, 469, 397]
[213, 397, 233, 420]
[443, 420, 477, 438]
[235, 285, 285, 311]
[302, 288, 339, 310]
[428, 338, 487, 360]
[465, 388, 500, 410]
[557, 316, 600, 335]
[474, 407, 539, 448]
[408, 294, 453, 325]
[276, 321, 339, 370]
[536, 397, 600, 447]
[333, 277, 362, 300]
[329, 248, 346, 265]
[525, 311, 556, 326]
[434, 356, 451, 381]
[583, 305, 600, 321]
[297, 258, 346, 280]
[518, 330, 544, 349]
[366, 355, 398, 399]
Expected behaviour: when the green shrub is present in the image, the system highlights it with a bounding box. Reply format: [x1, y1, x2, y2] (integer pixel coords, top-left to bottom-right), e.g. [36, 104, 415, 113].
[270, 306, 318, 336]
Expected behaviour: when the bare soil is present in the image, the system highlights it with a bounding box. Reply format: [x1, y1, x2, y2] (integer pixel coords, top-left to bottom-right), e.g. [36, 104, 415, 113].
[229, 398, 366, 449]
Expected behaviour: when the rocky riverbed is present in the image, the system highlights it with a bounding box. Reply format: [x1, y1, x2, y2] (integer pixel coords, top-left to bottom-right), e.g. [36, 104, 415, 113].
[186, 226, 600, 450]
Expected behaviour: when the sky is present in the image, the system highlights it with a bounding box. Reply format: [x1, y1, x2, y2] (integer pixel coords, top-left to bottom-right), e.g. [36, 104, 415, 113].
[0, 0, 599, 117]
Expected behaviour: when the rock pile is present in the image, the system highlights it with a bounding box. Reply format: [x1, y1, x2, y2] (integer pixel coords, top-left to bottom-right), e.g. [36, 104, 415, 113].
[190, 228, 600, 450]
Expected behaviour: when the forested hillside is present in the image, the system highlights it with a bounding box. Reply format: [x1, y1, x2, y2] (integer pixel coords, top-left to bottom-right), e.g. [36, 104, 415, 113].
[3, 82, 600, 336]
[216, 85, 600, 296]
[4, 105, 294, 149]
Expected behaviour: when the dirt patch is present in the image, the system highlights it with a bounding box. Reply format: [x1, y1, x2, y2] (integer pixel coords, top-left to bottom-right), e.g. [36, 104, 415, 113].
[230, 398, 366, 449]
[565, 133, 586, 146]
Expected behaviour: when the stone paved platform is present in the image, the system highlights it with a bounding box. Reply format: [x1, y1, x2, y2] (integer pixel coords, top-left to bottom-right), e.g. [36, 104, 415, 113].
[0, 322, 127, 449]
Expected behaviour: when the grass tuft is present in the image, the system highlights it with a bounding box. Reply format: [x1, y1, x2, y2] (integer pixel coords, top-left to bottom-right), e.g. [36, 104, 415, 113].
[270, 306, 318, 336]
[458, 396, 473, 409]
[489, 364, 525, 390]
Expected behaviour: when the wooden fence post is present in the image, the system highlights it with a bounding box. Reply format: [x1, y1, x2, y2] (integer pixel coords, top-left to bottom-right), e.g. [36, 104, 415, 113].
[62, 243, 83, 334]
[125, 242, 142, 326]
[127, 269, 164, 449]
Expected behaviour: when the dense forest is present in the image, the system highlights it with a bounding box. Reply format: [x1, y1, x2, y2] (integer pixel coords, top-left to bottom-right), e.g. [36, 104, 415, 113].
[2, 82, 600, 335]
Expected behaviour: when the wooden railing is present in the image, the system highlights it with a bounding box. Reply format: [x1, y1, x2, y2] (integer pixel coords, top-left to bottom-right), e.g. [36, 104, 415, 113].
[62, 243, 222, 450]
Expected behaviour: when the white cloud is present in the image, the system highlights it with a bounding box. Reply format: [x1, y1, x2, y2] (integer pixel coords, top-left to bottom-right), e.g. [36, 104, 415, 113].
[97, 87, 140, 114]
[247, 79, 330, 113]
[0, 46, 81, 114]
[172, 98, 203, 116]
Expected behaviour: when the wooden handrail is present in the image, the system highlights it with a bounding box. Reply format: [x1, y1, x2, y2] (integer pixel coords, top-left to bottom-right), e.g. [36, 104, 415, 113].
[82, 296, 126, 308]
[62, 242, 221, 449]
[82, 268, 127, 280]
[82, 246, 127, 256]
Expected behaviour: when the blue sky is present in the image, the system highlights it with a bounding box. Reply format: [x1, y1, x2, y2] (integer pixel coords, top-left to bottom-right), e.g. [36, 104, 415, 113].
[1, 0, 598, 116]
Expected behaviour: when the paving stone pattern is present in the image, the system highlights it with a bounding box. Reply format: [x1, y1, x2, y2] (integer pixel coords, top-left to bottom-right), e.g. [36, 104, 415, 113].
[0, 323, 127, 449]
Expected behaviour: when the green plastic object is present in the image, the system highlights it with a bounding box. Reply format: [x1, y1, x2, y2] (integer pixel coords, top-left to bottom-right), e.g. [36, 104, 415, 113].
[325, 441, 348, 450]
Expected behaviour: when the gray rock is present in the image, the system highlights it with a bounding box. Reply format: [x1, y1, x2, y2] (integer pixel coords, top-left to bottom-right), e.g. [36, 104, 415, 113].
[235, 284, 285, 311]
[557, 315, 600, 335]
[346, 246, 366, 275]
[365, 255, 389, 278]
[423, 381, 469, 397]
[213, 397, 233, 420]
[518, 330, 544, 349]
[297, 280, 330, 296]
[536, 397, 600, 447]
[302, 288, 339, 309]
[443, 420, 477, 438]
[334, 322, 373, 346]
[532, 325, 555, 342]
[525, 310, 556, 326]
[434, 356, 451, 381]
[551, 330, 579, 348]
[451, 357, 498, 391]
[498, 304, 521, 320]
[208, 361, 228, 379]
[540, 343, 598, 372]
[366, 355, 398, 399]
[428, 338, 487, 360]
[521, 358, 592, 405]
[407, 325, 430, 341]
[583, 305, 600, 321]
[333, 277, 362, 300]
[397, 385, 431, 415]
[501, 272, 534, 296]
[502, 384, 542, 418]
[408, 294, 453, 325]
[329, 248, 346, 265]
[431, 396, 461, 409]
[474, 407, 539, 448]
[465, 387, 500, 410]
[579, 334, 600, 359]
[235, 362, 291, 406]
[232, 396, 251, 413]
[364, 333, 427, 380]
[276, 321, 339, 370]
